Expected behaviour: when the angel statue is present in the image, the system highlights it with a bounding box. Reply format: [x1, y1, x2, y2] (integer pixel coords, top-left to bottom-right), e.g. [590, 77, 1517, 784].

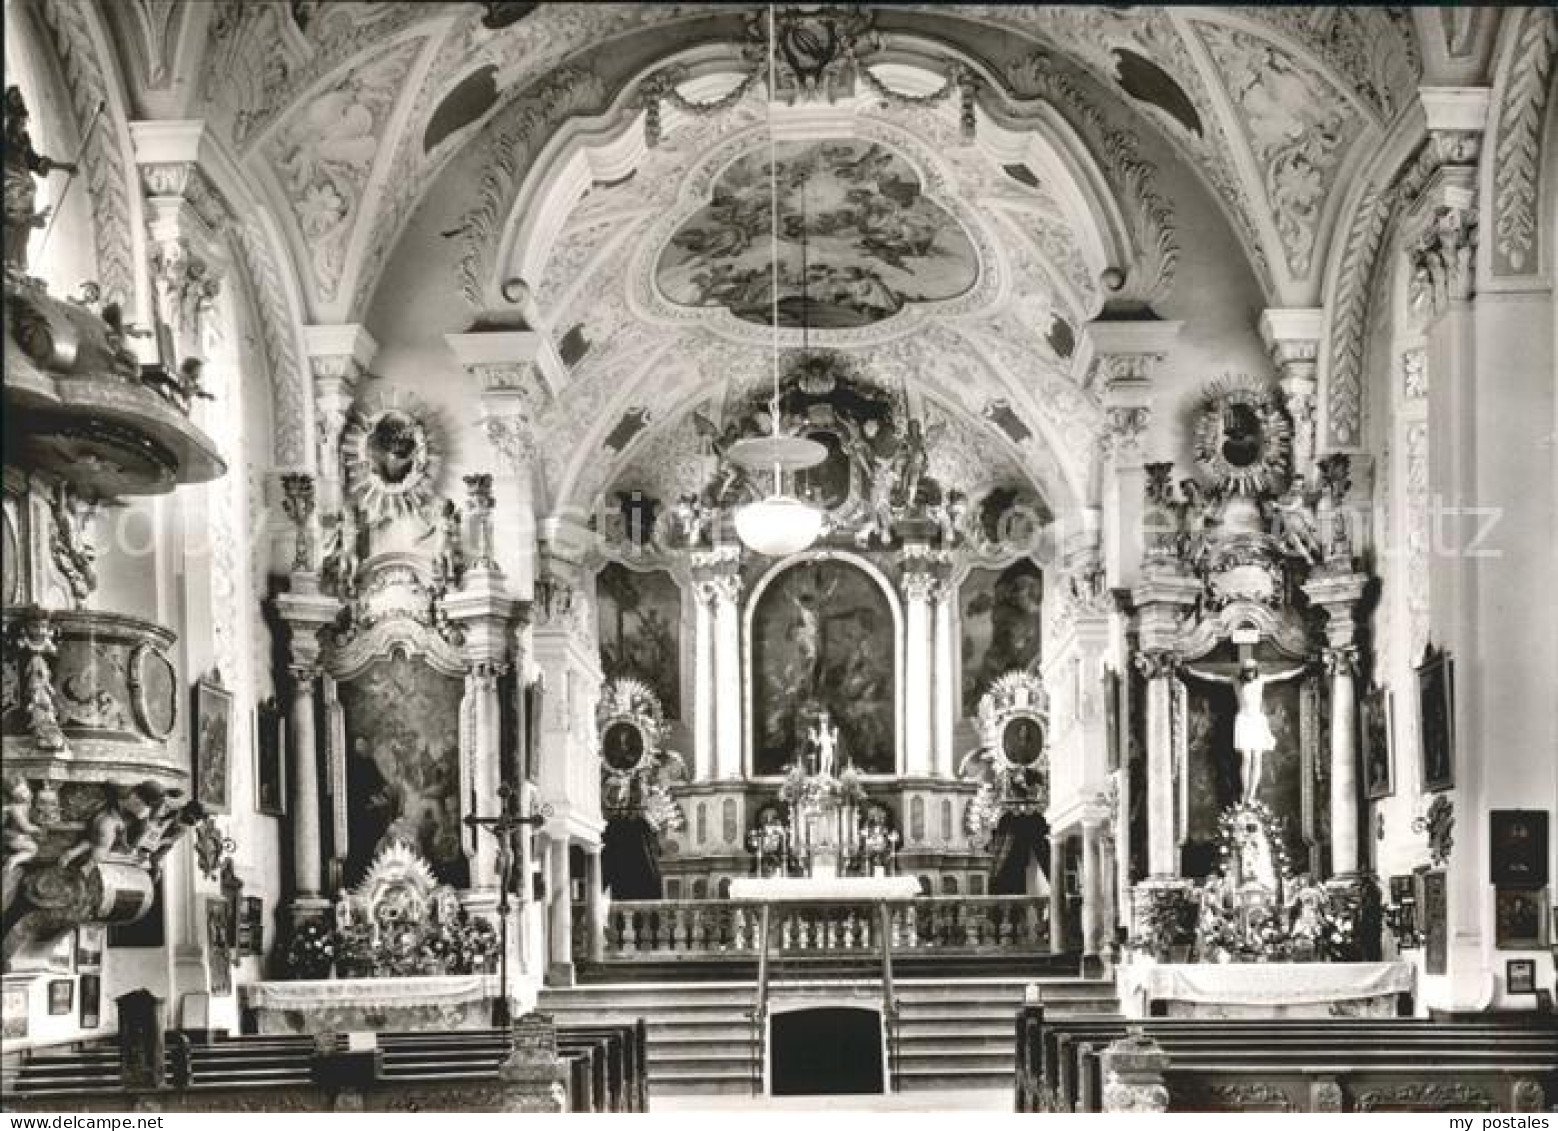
[692, 412, 748, 506]
[2, 778, 41, 876]
[1185, 658, 1308, 804]
[5, 86, 77, 281]
[898, 418, 944, 512]
[1269, 475, 1322, 564]
[671, 493, 708, 547]
[850, 420, 901, 546]
[320, 506, 361, 596]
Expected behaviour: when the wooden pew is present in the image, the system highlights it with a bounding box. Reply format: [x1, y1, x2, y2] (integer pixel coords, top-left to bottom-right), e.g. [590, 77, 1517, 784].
[1020, 1009, 1558, 1114]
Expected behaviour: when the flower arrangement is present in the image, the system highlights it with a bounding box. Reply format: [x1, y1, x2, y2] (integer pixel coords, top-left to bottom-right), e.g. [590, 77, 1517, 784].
[642, 782, 685, 835]
[1138, 886, 1199, 958]
[284, 920, 336, 979]
[964, 782, 1003, 849]
[421, 911, 500, 975]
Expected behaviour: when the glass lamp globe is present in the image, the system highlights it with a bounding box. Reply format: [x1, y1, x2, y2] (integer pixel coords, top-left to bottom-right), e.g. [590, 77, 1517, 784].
[733, 494, 825, 557]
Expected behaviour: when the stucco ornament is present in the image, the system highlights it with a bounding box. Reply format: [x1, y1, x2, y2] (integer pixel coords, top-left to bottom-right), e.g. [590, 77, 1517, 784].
[1192, 376, 1292, 497]
[266, 39, 422, 302]
[1196, 22, 1358, 279]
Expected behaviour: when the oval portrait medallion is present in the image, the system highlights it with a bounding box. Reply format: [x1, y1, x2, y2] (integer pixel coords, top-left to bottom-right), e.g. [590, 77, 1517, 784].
[602, 720, 646, 772]
[131, 645, 178, 739]
[1001, 715, 1046, 767]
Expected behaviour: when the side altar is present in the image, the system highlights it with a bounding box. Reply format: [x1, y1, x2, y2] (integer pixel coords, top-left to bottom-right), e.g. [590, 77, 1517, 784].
[1120, 374, 1386, 1014]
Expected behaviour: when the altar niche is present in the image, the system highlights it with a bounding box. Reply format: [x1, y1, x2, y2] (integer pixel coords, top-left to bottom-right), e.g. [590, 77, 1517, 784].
[1180, 646, 1321, 877]
[748, 555, 900, 777]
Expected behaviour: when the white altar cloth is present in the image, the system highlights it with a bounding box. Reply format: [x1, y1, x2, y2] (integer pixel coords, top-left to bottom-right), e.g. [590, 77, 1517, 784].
[243, 975, 500, 1034]
[728, 876, 920, 902]
[1121, 961, 1415, 1018]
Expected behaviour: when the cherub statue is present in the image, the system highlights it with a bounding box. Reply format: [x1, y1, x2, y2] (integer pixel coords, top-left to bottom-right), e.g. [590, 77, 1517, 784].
[1270, 474, 1322, 564]
[930, 488, 969, 546]
[122, 781, 183, 860]
[59, 794, 125, 874]
[100, 301, 150, 378]
[1185, 658, 1308, 804]
[1177, 479, 1212, 566]
[2, 778, 42, 875]
[4, 85, 77, 281]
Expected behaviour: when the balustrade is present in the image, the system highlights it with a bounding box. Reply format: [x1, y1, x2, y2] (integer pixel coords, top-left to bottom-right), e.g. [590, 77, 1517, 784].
[593, 896, 1048, 960]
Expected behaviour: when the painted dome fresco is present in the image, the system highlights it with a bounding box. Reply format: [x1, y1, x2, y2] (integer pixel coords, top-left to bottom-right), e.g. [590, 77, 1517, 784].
[656, 139, 978, 329]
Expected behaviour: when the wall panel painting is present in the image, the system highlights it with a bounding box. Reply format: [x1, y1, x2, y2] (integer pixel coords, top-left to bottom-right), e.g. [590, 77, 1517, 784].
[751, 560, 894, 776]
[337, 655, 467, 887]
[597, 563, 682, 720]
[960, 559, 1043, 716]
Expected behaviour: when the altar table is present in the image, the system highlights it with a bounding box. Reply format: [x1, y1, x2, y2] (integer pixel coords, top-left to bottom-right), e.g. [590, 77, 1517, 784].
[1120, 961, 1415, 1018]
[727, 875, 922, 902]
[243, 974, 501, 1034]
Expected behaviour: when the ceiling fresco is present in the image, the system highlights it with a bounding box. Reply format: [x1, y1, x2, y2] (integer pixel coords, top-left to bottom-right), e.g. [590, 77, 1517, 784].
[655, 139, 979, 328]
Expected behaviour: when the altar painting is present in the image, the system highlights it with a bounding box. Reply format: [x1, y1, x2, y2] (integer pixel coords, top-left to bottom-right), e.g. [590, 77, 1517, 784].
[1183, 676, 1305, 875]
[960, 559, 1043, 716]
[597, 563, 682, 720]
[751, 560, 894, 775]
[337, 656, 466, 887]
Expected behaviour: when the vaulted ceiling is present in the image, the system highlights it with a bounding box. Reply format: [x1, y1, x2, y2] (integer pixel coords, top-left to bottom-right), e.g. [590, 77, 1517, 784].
[86, 3, 1483, 514]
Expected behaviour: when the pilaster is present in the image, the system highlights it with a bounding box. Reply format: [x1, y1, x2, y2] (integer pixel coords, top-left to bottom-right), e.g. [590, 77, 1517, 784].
[303, 323, 377, 515]
[447, 331, 560, 591]
[1085, 319, 1182, 591]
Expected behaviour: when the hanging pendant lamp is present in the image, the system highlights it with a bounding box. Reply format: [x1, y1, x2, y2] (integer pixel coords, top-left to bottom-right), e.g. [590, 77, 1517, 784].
[728, 4, 826, 557]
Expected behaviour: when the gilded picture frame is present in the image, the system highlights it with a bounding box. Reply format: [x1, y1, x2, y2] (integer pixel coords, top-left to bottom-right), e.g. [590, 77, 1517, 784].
[192, 671, 233, 814]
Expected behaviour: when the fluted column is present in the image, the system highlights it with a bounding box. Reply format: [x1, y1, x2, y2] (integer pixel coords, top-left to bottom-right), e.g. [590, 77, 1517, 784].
[690, 576, 718, 780]
[931, 583, 957, 777]
[1134, 650, 1181, 879]
[902, 562, 937, 777]
[710, 571, 744, 780]
[584, 845, 605, 964]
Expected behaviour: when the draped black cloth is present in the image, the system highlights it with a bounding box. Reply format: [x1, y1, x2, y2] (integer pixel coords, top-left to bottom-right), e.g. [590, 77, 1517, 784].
[988, 810, 1050, 895]
[602, 816, 663, 900]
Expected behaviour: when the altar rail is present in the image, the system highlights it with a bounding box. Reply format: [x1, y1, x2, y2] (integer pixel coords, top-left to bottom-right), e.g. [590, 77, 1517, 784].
[600, 896, 1048, 959]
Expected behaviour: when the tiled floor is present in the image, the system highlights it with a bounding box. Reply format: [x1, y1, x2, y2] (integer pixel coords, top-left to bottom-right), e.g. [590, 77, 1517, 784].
[652, 1088, 1010, 1112]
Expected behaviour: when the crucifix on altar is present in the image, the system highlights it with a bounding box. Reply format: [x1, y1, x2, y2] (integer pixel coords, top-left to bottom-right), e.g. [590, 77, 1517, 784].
[1182, 629, 1309, 808]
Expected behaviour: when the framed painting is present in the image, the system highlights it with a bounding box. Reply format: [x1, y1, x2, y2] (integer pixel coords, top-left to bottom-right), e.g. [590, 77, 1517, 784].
[47, 980, 72, 1016]
[1105, 666, 1123, 772]
[1416, 645, 1454, 793]
[1496, 888, 1546, 950]
[1361, 684, 1394, 800]
[192, 671, 234, 813]
[596, 563, 682, 720]
[959, 558, 1043, 717]
[79, 974, 101, 1029]
[1506, 959, 1537, 995]
[1490, 810, 1549, 888]
[750, 558, 897, 775]
[254, 696, 285, 817]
